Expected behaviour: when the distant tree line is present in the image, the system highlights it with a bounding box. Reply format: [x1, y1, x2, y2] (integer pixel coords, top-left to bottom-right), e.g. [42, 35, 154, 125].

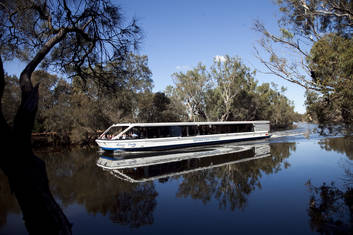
[169, 55, 300, 129]
[2, 53, 182, 145]
[2, 54, 300, 145]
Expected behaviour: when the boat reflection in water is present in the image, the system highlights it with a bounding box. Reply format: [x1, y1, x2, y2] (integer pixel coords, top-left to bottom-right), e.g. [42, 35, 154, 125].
[96, 141, 271, 183]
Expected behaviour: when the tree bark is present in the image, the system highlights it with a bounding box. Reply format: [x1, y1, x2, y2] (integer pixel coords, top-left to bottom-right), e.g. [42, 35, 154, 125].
[0, 57, 72, 234]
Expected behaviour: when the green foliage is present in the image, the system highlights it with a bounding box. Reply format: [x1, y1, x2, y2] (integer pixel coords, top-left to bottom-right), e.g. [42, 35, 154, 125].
[171, 55, 298, 129]
[275, 0, 353, 37]
[137, 92, 181, 122]
[208, 56, 257, 121]
[1, 74, 20, 126]
[306, 34, 353, 124]
[256, 0, 353, 125]
[2, 53, 188, 145]
[255, 83, 297, 129]
[2, 53, 161, 145]
[280, 28, 294, 39]
[172, 63, 211, 121]
[0, 0, 142, 79]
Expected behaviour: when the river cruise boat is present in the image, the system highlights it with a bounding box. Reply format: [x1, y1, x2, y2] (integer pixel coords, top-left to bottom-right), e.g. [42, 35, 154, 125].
[96, 121, 270, 151]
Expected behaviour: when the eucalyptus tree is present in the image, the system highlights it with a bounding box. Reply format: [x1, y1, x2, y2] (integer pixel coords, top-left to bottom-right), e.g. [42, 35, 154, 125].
[209, 55, 256, 121]
[172, 63, 211, 121]
[1, 74, 20, 126]
[76, 53, 153, 125]
[0, 0, 141, 233]
[307, 34, 353, 123]
[171, 57, 296, 127]
[164, 85, 189, 121]
[255, 0, 353, 123]
[255, 0, 352, 92]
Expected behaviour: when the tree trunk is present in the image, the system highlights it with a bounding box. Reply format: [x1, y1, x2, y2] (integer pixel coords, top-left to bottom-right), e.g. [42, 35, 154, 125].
[0, 58, 72, 234]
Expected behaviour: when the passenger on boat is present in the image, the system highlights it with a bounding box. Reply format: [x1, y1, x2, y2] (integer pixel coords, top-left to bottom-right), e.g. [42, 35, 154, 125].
[131, 133, 138, 139]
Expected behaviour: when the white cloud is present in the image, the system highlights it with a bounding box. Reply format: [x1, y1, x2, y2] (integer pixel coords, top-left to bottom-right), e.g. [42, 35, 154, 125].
[176, 65, 190, 70]
[214, 55, 226, 62]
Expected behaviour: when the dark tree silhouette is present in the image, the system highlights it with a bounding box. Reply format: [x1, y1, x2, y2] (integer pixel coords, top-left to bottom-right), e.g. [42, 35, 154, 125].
[0, 0, 141, 233]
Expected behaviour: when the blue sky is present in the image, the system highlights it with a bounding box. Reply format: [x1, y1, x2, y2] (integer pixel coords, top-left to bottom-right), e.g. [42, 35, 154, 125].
[4, 0, 306, 113]
[117, 0, 306, 113]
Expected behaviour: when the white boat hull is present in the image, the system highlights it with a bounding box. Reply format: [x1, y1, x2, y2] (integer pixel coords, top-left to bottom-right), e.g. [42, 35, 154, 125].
[96, 131, 270, 151]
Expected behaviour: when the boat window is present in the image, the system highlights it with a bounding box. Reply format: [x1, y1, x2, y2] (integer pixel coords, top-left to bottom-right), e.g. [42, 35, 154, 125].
[147, 127, 158, 138]
[101, 126, 129, 139]
[160, 126, 171, 137]
[111, 123, 255, 139]
[121, 127, 145, 139]
[170, 126, 182, 137]
[195, 124, 254, 135]
[127, 126, 185, 139]
[181, 126, 188, 137]
[188, 126, 198, 136]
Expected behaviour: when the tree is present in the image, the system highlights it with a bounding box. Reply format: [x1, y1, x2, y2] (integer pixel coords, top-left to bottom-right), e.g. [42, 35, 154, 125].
[164, 85, 189, 121]
[137, 92, 181, 122]
[209, 55, 257, 121]
[255, 83, 297, 129]
[149, 92, 173, 122]
[308, 34, 353, 123]
[1, 74, 20, 126]
[170, 56, 297, 128]
[255, 0, 353, 124]
[172, 63, 211, 121]
[0, 0, 141, 233]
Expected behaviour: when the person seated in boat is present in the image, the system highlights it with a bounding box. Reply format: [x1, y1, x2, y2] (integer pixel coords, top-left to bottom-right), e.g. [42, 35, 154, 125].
[102, 134, 111, 139]
[107, 134, 112, 139]
[130, 132, 138, 139]
[122, 133, 127, 139]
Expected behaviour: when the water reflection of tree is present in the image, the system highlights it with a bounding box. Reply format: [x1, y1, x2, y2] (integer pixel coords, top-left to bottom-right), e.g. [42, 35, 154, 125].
[319, 136, 353, 160]
[0, 171, 21, 228]
[306, 181, 353, 234]
[38, 149, 158, 228]
[0, 143, 297, 229]
[307, 137, 353, 234]
[176, 143, 295, 211]
[110, 183, 157, 227]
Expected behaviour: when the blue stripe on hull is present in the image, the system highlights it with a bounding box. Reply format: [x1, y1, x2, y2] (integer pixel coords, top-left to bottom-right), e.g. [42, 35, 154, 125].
[101, 135, 271, 152]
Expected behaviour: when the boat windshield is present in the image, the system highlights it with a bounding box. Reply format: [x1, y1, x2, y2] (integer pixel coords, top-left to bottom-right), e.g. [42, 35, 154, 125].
[100, 126, 129, 140]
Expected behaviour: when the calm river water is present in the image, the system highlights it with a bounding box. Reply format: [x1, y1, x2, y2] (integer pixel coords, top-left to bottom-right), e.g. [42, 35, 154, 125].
[1, 124, 353, 234]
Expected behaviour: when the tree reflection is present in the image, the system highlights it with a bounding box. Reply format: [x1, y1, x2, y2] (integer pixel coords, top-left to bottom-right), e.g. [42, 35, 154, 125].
[306, 181, 353, 234]
[176, 143, 295, 211]
[0, 171, 21, 228]
[40, 149, 158, 228]
[0, 148, 158, 229]
[307, 136, 353, 234]
[110, 183, 157, 227]
[0, 143, 296, 230]
[319, 136, 353, 160]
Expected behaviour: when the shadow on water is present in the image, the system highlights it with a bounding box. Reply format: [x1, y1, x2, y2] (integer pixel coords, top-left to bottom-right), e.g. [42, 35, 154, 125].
[0, 141, 296, 231]
[306, 136, 353, 234]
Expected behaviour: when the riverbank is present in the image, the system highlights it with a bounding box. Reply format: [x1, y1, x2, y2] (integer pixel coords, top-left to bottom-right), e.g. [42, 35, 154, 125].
[31, 131, 101, 148]
[31, 123, 298, 149]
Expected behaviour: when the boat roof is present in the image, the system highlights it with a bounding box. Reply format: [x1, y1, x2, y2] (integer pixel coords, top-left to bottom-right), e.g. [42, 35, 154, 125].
[110, 121, 269, 127]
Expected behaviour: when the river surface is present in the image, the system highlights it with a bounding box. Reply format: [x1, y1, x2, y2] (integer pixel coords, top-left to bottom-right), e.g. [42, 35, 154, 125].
[1, 123, 353, 234]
